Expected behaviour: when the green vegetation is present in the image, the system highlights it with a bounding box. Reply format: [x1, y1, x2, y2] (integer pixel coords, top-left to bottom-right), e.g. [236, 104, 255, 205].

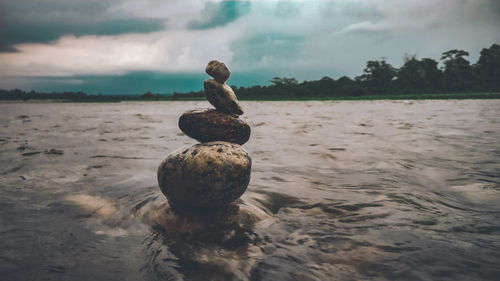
[1, 44, 499, 102]
[166, 92, 500, 101]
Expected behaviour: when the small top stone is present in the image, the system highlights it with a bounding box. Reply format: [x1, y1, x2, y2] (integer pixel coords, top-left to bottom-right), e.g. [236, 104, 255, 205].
[206, 60, 230, 83]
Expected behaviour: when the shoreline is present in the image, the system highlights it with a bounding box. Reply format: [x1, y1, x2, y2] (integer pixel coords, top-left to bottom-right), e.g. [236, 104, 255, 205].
[1, 92, 499, 103]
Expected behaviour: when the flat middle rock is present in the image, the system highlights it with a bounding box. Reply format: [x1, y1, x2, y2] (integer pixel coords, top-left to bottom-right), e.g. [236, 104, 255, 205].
[179, 109, 250, 145]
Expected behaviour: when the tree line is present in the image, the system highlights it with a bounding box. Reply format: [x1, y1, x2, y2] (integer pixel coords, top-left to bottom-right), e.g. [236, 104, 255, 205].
[0, 89, 164, 102]
[1, 43, 499, 101]
[174, 43, 500, 99]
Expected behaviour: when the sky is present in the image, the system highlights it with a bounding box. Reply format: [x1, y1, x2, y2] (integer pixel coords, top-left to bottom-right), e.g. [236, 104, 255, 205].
[0, 0, 499, 95]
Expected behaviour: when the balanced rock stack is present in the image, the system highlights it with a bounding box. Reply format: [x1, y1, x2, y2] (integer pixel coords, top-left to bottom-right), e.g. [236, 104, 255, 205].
[157, 60, 251, 210]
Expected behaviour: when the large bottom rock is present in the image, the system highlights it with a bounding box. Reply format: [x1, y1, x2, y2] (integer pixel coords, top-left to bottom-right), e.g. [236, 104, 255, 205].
[157, 141, 251, 209]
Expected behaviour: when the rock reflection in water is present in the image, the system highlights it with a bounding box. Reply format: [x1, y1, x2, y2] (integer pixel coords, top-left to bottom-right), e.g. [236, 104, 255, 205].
[142, 201, 269, 280]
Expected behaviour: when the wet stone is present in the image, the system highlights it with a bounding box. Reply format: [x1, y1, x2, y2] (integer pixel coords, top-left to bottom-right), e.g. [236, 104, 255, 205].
[204, 79, 243, 115]
[206, 60, 230, 83]
[157, 141, 251, 209]
[178, 109, 250, 145]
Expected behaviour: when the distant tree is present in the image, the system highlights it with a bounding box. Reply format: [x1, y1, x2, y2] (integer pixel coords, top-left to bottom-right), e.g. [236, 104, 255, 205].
[269, 77, 298, 87]
[419, 58, 442, 89]
[398, 55, 441, 91]
[317, 76, 335, 96]
[319, 76, 335, 87]
[474, 44, 500, 90]
[441, 49, 473, 91]
[75, 91, 87, 98]
[141, 91, 154, 99]
[337, 76, 366, 96]
[268, 77, 299, 97]
[337, 76, 353, 84]
[357, 60, 397, 90]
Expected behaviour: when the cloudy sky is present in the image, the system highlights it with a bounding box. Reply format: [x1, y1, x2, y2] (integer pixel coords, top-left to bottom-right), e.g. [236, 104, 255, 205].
[0, 0, 499, 94]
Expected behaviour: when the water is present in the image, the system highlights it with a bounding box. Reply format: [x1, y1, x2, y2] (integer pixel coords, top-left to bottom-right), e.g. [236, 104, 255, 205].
[1, 100, 499, 281]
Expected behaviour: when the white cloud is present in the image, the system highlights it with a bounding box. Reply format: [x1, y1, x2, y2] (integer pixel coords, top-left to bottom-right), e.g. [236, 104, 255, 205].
[0, 29, 236, 76]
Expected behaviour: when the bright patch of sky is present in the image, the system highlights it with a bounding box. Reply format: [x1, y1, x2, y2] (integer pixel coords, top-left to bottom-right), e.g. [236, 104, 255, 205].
[0, 0, 499, 94]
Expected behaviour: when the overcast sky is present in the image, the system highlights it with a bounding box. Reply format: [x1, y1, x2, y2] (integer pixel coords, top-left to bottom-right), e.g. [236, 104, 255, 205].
[1, 0, 499, 94]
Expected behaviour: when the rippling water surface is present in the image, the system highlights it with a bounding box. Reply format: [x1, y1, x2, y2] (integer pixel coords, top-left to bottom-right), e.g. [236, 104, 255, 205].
[1, 100, 499, 281]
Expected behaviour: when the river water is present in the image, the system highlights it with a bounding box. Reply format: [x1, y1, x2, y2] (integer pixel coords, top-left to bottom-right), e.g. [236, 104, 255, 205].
[1, 100, 499, 281]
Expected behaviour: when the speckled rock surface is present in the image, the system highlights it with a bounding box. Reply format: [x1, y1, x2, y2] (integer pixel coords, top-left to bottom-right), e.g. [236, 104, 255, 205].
[204, 79, 243, 115]
[157, 141, 251, 209]
[206, 60, 230, 83]
[179, 109, 250, 145]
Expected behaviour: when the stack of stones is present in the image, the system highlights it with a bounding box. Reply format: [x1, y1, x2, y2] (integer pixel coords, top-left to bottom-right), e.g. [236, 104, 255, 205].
[157, 60, 252, 210]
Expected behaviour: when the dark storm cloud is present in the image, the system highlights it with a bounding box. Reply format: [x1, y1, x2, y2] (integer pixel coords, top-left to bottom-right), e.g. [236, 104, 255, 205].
[188, 1, 251, 30]
[484, 0, 500, 19]
[0, 0, 165, 51]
